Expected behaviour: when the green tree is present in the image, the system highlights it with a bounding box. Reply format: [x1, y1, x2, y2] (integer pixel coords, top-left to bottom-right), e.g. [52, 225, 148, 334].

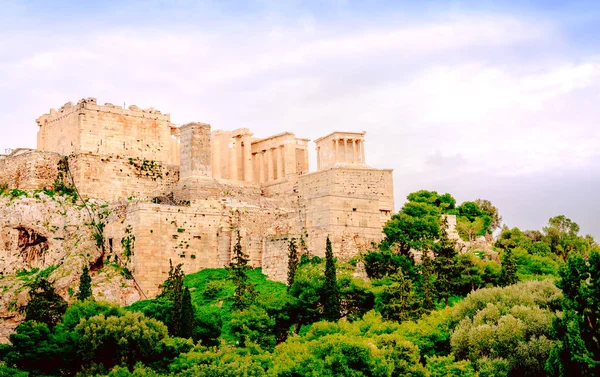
[323, 236, 340, 322]
[450, 280, 561, 376]
[378, 271, 421, 322]
[5, 320, 70, 375]
[75, 311, 169, 370]
[456, 217, 486, 243]
[433, 220, 459, 306]
[24, 278, 67, 328]
[426, 354, 477, 377]
[287, 238, 299, 289]
[338, 275, 375, 321]
[157, 260, 185, 336]
[230, 305, 277, 350]
[474, 198, 503, 233]
[542, 215, 589, 260]
[77, 265, 93, 301]
[547, 251, 600, 376]
[421, 251, 434, 312]
[383, 201, 441, 255]
[270, 333, 395, 377]
[288, 261, 325, 333]
[227, 231, 257, 311]
[193, 306, 222, 347]
[499, 249, 518, 286]
[457, 201, 484, 222]
[363, 249, 417, 280]
[179, 287, 195, 339]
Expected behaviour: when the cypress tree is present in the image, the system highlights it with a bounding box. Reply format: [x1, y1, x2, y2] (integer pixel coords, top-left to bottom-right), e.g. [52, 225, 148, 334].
[25, 278, 68, 327]
[158, 260, 185, 336]
[433, 218, 459, 306]
[500, 248, 518, 286]
[77, 265, 92, 301]
[287, 238, 299, 289]
[227, 231, 256, 311]
[179, 287, 195, 339]
[323, 236, 340, 321]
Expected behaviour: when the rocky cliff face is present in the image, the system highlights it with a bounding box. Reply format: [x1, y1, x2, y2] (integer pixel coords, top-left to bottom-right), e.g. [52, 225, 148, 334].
[0, 193, 140, 343]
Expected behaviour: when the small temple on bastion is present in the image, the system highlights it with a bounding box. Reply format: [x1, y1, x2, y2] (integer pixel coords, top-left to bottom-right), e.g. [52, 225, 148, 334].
[0, 97, 394, 296]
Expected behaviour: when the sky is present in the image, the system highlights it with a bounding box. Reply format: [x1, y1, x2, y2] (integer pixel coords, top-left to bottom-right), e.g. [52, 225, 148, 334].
[1, 0, 599, 238]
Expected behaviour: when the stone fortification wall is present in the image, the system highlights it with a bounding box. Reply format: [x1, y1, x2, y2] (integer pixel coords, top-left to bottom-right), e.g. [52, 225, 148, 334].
[179, 123, 212, 179]
[108, 201, 298, 296]
[298, 167, 394, 258]
[109, 203, 229, 296]
[36, 98, 180, 165]
[0, 150, 60, 190]
[67, 154, 179, 202]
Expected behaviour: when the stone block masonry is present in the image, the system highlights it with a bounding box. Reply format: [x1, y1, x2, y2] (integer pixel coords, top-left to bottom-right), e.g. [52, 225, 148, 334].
[67, 154, 180, 202]
[2, 97, 396, 295]
[180, 123, 212, 179]
[36, 98, 180, 165]
[0, 150, 61, 191]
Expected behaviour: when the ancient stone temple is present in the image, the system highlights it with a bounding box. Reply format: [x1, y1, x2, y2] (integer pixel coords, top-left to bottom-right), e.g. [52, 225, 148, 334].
[0, 98, 395, 296]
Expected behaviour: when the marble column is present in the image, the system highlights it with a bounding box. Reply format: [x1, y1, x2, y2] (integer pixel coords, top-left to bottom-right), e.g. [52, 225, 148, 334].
[259, 151, 265, 183]
[243, 136, 253, 182]
[266, 148, 274, 181]
[361, 140, 365, 164]
[228, 137, 237, 180]
[342, 139, 348, 163]
[276, 146, 284, 179]
[352, 139, 357, 163]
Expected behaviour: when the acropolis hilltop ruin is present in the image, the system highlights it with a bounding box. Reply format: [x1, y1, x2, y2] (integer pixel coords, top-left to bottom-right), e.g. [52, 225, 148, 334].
[0, 98, 394, 296]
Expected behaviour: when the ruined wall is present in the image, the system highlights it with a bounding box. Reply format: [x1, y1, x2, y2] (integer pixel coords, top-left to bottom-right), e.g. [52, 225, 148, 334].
[179, 123, 212, 179]
[109, 203, 229, 296]
[68, 154, 179, 202]
[101, 198, 301, 296]
[36, 104, 81, 156]
[36, 98, 179, 165]
[298, 167, 394, 258]
[0, 150, 60, 191]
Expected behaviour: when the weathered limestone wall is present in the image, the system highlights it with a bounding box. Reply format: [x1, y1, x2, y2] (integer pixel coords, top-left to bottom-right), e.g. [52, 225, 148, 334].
[298, 167, 394, 258]
[179, 123, 212, 179]
[261, 236, 298, 283]
[36, 98, 179, 165]
[0, 150, 60, 190]
[111, 203, 229, 296]
[68, 154, 179, 202]
[112, 202, 296, 296]
[36, 103, 81, 156]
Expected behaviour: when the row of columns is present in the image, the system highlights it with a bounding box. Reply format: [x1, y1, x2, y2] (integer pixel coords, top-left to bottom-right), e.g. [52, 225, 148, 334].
[317, 138, 365, 170]
[255, 144, 286, 183]
[213, 135, 254, 182]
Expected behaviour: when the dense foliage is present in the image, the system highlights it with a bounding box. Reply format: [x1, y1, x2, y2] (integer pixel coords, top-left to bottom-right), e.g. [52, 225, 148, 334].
[2, 190, 599, 377]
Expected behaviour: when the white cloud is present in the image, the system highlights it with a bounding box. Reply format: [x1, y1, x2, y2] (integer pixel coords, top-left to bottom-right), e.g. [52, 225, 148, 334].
[0, 8, 599, 237]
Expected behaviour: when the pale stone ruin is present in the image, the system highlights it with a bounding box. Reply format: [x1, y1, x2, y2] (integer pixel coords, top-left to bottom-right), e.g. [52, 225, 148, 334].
[0, 98, 394, 297]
